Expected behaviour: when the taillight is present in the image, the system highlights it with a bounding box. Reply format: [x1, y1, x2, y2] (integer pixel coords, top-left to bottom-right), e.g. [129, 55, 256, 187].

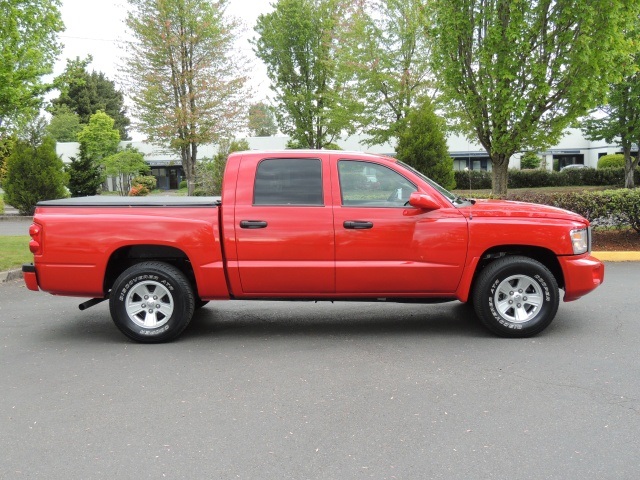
[29, 223, 43, 255]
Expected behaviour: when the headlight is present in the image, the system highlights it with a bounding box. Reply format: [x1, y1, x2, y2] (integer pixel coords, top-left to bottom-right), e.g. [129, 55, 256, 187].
[570, 228, 589, 254]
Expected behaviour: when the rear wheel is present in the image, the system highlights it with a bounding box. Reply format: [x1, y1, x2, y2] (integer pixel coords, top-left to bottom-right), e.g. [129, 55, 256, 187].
[109, 261, 195, 343]
[472, 256, 559, 337]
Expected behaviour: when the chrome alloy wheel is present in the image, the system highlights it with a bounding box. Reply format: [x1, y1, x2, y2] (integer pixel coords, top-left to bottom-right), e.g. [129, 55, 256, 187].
[493, 274, 544, 324]
[125, 280, 174, 329]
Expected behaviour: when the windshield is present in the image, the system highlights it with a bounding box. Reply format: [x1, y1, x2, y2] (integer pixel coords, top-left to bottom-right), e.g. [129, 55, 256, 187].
[395, 160, 458, 203]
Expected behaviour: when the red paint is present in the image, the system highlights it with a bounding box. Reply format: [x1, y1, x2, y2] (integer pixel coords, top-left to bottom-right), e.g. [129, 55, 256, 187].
[24, 150, 604, 308]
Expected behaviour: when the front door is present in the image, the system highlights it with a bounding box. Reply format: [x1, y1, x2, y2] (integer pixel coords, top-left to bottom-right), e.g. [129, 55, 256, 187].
[333, 158, 468, 295]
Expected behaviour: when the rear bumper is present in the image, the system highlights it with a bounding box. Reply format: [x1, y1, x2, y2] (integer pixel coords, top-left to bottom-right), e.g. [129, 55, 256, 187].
[22, 264, 39, 291]
[559, 254, 604, 302]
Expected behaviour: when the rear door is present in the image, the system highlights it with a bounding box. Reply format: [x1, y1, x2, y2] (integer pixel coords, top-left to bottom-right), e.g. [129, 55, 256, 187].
[233, 155, 335, 295]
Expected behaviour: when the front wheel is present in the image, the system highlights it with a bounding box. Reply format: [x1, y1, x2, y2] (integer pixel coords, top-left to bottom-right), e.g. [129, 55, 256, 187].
[109, 261, 195, 343]
[472, 256, 559, 338]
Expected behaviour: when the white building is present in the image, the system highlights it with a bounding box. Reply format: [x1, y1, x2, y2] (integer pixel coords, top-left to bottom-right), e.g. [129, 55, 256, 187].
[56, 129, 629, 190]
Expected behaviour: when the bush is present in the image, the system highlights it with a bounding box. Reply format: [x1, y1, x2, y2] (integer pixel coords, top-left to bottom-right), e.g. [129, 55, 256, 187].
[396, 99, 455, 190]
[66, 152, 103, 197]
[128, 184, 149, 196]
[0, 194, 4, 215]
[454, 169, 492, 190]
[520, 152, 541, 169]
[178, 180, 188, 190]
[597, 154, 625, 169]
[3, 137, 68, 215]
[132, 175, 157, 191]
[454, 167, 639, 190]
[501, 189, 640, 232]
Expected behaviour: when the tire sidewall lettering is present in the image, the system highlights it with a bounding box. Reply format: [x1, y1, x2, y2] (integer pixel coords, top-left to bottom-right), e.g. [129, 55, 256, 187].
[116, 272, 176, 334]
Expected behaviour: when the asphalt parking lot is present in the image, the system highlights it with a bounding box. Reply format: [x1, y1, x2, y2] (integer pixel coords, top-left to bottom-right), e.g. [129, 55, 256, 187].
[1, 263, 639, 479]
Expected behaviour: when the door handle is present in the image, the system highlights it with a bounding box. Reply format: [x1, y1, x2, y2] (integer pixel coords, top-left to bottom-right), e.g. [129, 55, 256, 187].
[240, 220, 268, 229]
[343, 220, 373, 229]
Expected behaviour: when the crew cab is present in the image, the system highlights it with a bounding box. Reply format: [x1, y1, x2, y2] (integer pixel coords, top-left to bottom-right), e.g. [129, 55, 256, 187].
[22, 150, 604, 342]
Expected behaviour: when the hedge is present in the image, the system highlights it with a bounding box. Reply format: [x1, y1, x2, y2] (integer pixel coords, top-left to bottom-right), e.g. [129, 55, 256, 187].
[454, 167, 640, 190]
[486, 189, 640, 232]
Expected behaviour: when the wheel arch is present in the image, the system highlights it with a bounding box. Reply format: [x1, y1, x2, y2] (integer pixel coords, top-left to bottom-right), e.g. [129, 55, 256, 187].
[104, 245, 198, 296]
[469, 245, 565, 296]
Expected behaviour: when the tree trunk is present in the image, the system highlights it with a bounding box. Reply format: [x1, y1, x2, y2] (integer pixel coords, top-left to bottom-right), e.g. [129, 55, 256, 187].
[624, 142, 639, 189]
[490, 153, 510, 197]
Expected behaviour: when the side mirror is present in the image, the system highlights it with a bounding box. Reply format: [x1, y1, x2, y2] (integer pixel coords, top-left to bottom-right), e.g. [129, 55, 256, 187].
[408, 192, 440, 210]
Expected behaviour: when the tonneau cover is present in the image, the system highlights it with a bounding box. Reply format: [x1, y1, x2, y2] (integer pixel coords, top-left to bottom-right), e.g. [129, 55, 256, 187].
[37, 196, 221, 207]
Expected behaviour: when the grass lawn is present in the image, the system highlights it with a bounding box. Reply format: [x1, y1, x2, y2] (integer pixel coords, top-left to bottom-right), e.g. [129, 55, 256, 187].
[0, 236, 31, 271]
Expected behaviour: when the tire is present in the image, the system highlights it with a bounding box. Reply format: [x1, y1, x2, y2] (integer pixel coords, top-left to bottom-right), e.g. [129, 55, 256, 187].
[109, 261, 195, 343]
[472, 256, 559, 338]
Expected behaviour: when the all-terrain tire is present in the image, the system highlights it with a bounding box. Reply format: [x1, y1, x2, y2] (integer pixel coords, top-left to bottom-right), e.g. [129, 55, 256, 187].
[109, 261, 195, 343]
[472, 256, 559, 338]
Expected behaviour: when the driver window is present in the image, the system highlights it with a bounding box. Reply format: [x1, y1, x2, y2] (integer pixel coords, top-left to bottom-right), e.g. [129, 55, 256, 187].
[338, 160, 416, 207]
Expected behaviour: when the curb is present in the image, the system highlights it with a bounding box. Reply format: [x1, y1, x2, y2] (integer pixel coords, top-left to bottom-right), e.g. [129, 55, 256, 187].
[592, 251, 640, 262]
[0, 268, 23, 284]
[2, 252, 639, 285]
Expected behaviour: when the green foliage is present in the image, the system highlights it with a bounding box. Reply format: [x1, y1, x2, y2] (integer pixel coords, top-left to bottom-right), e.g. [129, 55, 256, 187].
[503, 189, 640, 232]
[335, 0, 433, 146]
[103, 146, 149, 196]
[396, 99, 455, 190]
[51, 57, 131, 139]
[3, 137, 68, 215]
[123, 0, 249, 195]
[178, 180, 187, 190]
[598, 154, 626, 169]
[254, 0, 358, 149]
[76, 111, 120, 162]
[66, 154, 103, 197]
[130, 175, 157, 195]
[132, 175, 157, 191]
[0, 0, 63, 134]
[454, 167, 639, 190]
[0, 193, 4, 214]
[248, 102, 277, 137]
[196, 138, 249, 195]
[581, 46, 640, 188]
[520, 152, 541, 169]
[431, 0, 639, 196]
[46, 105, 82, 142]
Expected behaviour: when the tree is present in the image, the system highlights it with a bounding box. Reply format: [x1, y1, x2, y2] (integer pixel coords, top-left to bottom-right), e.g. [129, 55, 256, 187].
[46, 105, 82, 142]
[430, 0, 639, 196]
[520, 152, 541, 170]
[66, 149, 103, 197]
[0, 0, 63, 135]
[254, 0, 358, 149]
[123, 0, 249, 195]
[582, 67, 640, 188]
[248, 102, 277, 137]
[3, 137, 68, 215]
[196, 138, 249, 195]
[395, 98, 455, 189]
[51, 57, 132, 139]
[102, 146, 150, 196]
[76, 111, 120, 163]
[336, 0, 433, 146]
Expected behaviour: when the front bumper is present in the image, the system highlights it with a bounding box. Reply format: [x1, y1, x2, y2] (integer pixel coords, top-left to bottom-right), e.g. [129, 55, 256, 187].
[559, 254, 604, 302]
[22, 264, 39, 291]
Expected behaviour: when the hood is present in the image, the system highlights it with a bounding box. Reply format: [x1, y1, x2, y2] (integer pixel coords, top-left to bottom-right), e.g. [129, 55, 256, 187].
[461, 199, 588, 224]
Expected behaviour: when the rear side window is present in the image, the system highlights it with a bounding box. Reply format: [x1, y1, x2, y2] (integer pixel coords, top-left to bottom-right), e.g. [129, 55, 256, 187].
[253, 159, 323, 205]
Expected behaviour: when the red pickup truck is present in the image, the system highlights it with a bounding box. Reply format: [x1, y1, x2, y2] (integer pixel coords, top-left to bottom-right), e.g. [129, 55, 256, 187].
[23, 150, 604, 342]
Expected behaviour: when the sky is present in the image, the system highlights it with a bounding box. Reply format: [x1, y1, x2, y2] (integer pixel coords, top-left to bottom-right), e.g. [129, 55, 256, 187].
[54, 0, 275, 137]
